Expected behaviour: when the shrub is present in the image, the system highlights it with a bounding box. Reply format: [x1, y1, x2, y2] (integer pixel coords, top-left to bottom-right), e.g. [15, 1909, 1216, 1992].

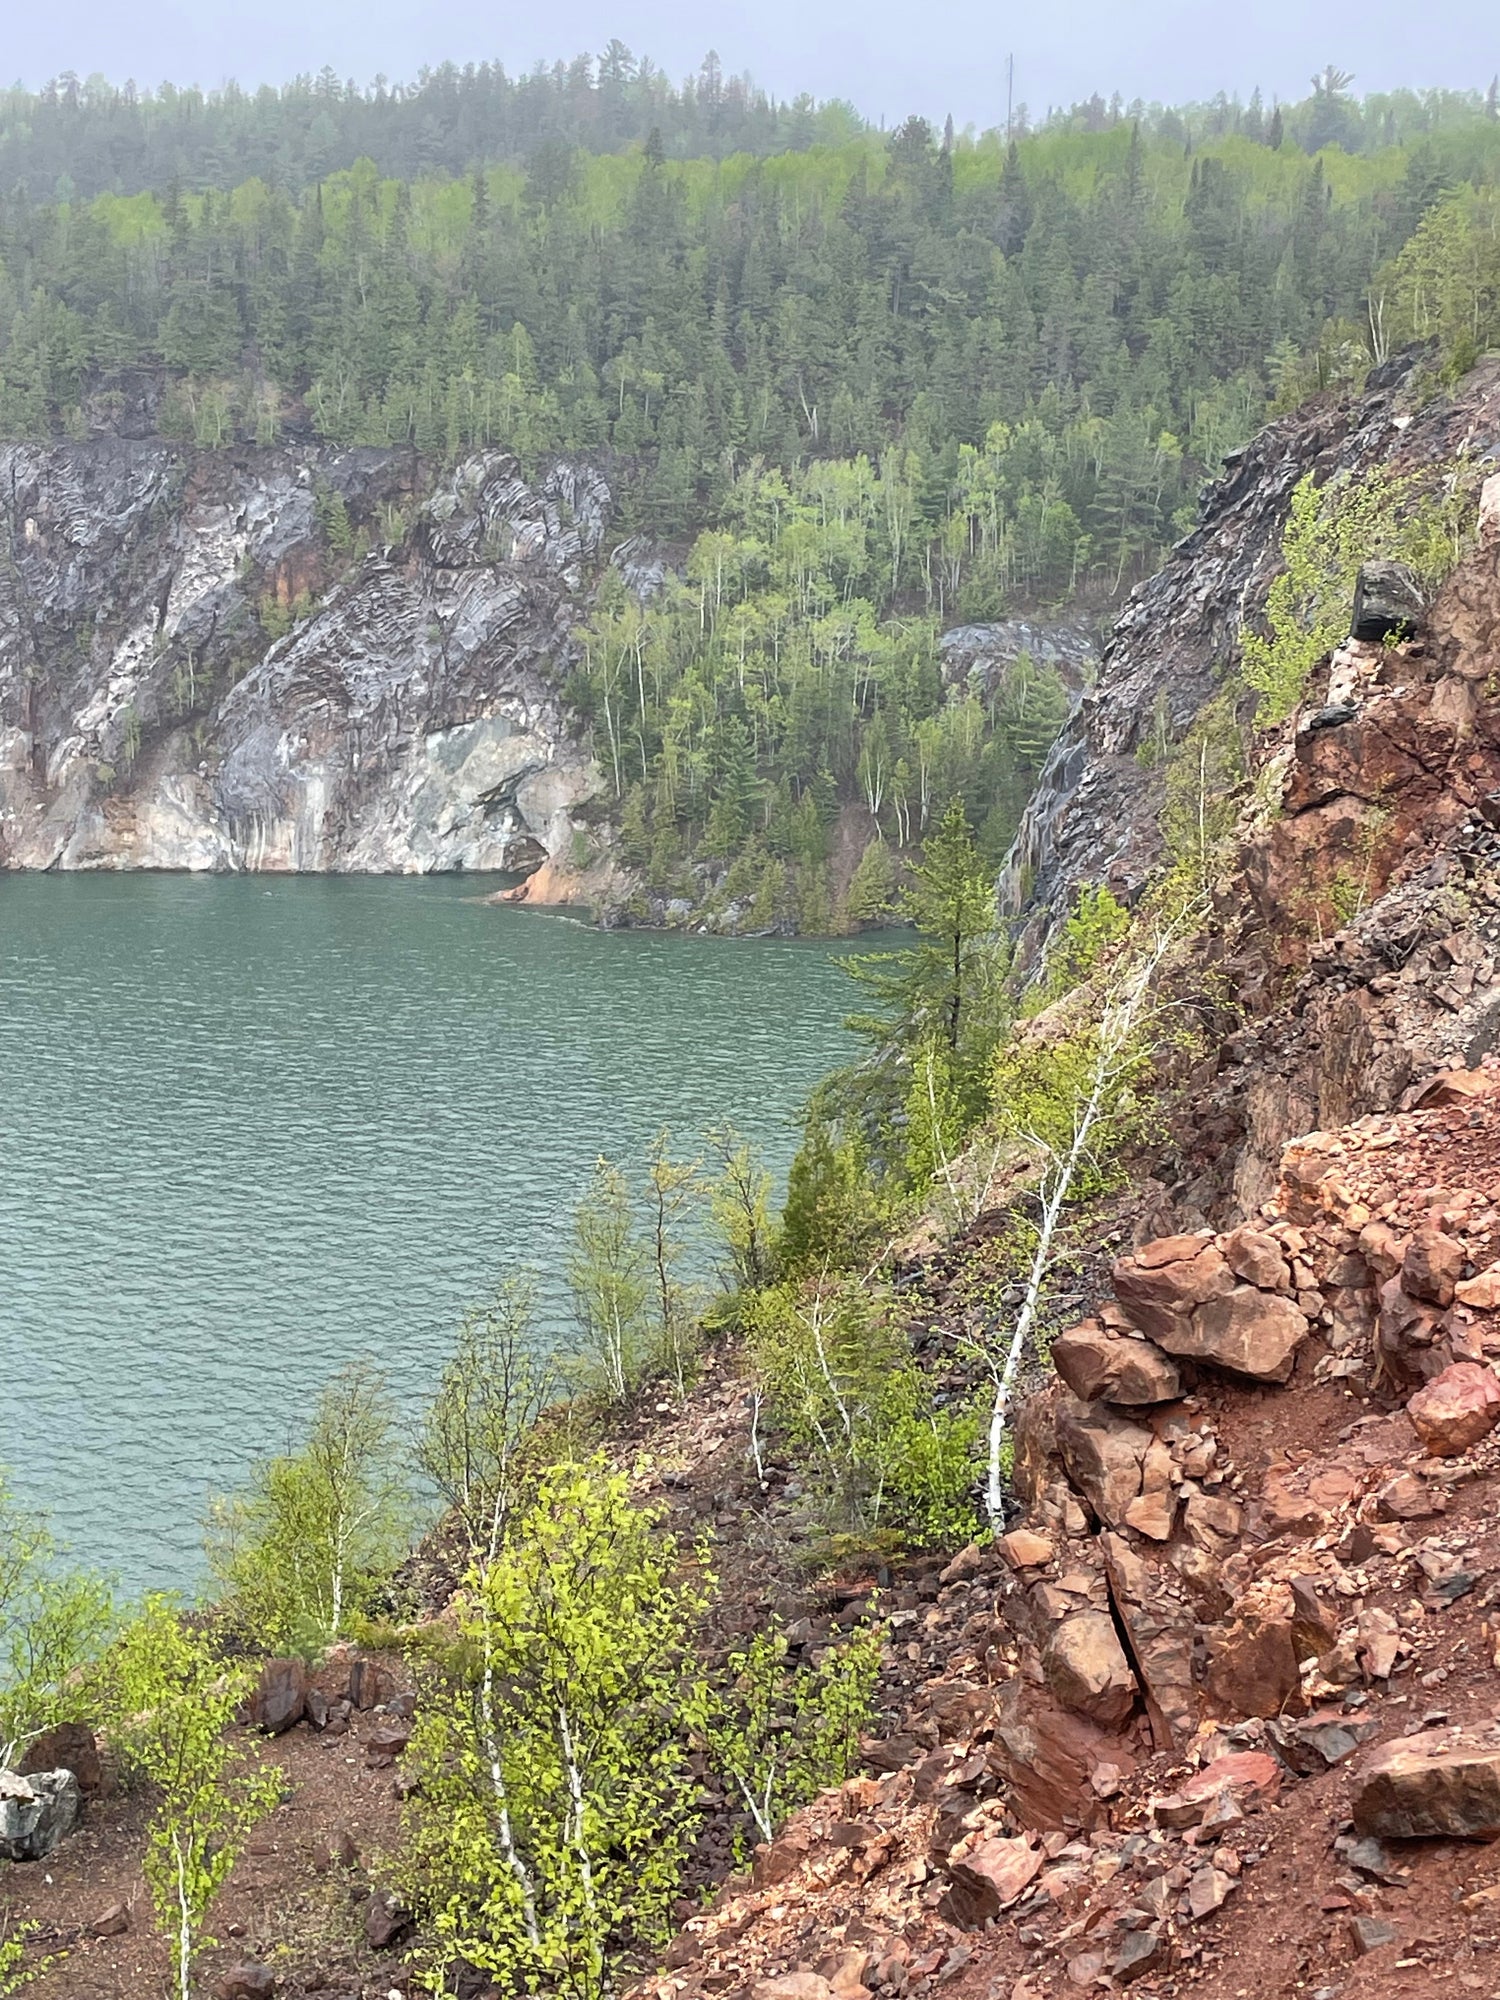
[206, 1361, 408, 1654]
[399, 1463, 711, 2000]
[701, 1621, 882, 1852]
[0, 1473, 113, 1764]
[106, 1599, 280, 2000]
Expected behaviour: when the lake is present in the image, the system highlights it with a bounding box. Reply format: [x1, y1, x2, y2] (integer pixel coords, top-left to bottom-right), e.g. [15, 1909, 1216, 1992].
[0, 874, 867, 1593]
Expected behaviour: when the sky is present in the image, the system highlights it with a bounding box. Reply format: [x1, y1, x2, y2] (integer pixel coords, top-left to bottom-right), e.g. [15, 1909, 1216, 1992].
[5, 0, 1497, 131]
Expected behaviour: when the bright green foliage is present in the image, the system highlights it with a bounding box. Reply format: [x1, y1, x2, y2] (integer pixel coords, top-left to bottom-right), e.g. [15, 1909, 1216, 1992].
[417, 1277, 553, 1563]
[746, 1280, 980, 1546]
[399, 1462, 712, 2000]
[989, 1019, 1156, 1201]
[705, 1122, 777, 1296]
[107, 1599, 280, 2000]
[566, 1156, 654, 1406]
[903, 1035, 968, 1199]
[206, 1361, 408, 1654]
[1240, 467, 1471, 723]
[0, 1920, 49, 1996]
[643, 1129, 705, 1401]
[1158, 693, 1249, 899]
[1039, 885, 1131, 1001]
[841, 838, 901, 930]
[701, 1622, 882, 1849]
[0, 1473, 113, 1764]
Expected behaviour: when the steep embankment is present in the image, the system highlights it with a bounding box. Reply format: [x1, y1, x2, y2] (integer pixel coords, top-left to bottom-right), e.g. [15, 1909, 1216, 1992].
[623, 369, 1500, 2000]
[0, 442, 617, 883]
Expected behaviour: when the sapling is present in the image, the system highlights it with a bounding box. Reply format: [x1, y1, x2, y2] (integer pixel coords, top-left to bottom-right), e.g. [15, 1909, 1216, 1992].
[108, 1598, 279, 2000]
[0, 1472, 113, 1765]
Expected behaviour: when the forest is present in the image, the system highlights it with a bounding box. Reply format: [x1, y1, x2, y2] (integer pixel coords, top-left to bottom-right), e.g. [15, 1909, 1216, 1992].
[3, 59, 1500, 902]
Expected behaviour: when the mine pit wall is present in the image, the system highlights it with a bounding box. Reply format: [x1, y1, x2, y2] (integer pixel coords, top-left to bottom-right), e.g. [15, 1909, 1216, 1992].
[0, 441, 612, 882]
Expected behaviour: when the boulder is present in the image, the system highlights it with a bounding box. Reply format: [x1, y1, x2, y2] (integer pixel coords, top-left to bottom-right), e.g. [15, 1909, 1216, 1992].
[347, 1658, 395, 1710]
[1406, 1362, 1500, 1456]
[1351, 560, 1424, 643]
[1102, 1533, 1197, 1752]
[18, 1721, 103, 1796]
[1112, 1240, 1232, 1343]
[987, 1686, 1138, 1832]
[1456, 1263, 1500, 1310]
[90, 1902, 130, 1938]
[364, 1889, 412, 1950]
[1156, 1286, 1310, 1383]
[216, 1966, 276, 2000]
[940, 1834, 1043, 1926]
[1113, 1927, 1170, 1985]
[1055, 1400, 1151, 1528]
[752, 1980, 834, 2000]
[1352, 1733, 1500, 1839]
[1204, 1587, 1301, 1720]
[0, 1768, 81, 1861]
[1402, 1227, 1465, 1307]
[1051, 1324, 1182, 1407]
[999, 1529, 1056, 1570]
[1220, 1227, 1291, 1291]
[364, 1720, 412, 1767]
[244, 1657, 307, 1735]
[1042, 1611, 1138, 1729]
[1151, 1751, 1282, 1829]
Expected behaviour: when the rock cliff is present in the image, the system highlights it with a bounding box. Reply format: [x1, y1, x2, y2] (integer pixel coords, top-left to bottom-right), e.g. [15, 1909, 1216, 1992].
[0, 441, 617, 882]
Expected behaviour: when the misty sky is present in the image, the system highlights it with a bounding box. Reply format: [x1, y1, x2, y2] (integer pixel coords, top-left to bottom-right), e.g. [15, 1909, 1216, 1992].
[5, 0, 1496, 131]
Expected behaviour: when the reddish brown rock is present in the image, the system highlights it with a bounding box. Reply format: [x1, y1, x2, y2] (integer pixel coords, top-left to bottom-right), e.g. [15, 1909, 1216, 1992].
[999, 1528, 1056, 1569]
[1257, 1471, 1326, 1539]
[1152, 1752, 1282, 1829]
[1374, 1471, 1443, 1521]
[1406, 1362, 1500, 1456]
[1220, 1227, 1291, 1291]
[18, 1722, 103, 1796]
[1055, 1399, 1151, 1528]
[1352, 1733, 1500, 1838]
[1102, 1533, 1197, 1752]
[1204, 1588, 1301, 1720]
[1402, 1227, 1465, 1307]
[347, 1658, 395, 1710]
[1456, 1264, 1500, 1309]
[1051, 1325, 1182, 1407]
[1155, 1286, 1310, 1383]
[216, 1967, 275, 2000]
[940, 1835, 1043, 1926]
[752, 1980, 834, 2000]
[90, 1902, 130, 1938]
[243, 1658, 307, 1736]
[988, 1687, 1136, 1832]
[1042, 1611, 1138, 1729]
[1112, 1241, 1233, 1342]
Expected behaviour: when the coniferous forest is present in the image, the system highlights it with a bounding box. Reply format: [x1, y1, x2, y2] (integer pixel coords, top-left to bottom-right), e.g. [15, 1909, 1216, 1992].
[3, 57, 1500, 905]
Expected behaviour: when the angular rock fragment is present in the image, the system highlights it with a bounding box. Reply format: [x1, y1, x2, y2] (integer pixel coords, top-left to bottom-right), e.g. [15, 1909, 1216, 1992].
[243, 1657, 307, 1735]
[1055, 1399, 1152, 1528]
[1401, 1227, 1464, 1307]
[1157, 1286, 1310, 1383]
[0, 1768, 81, 1861]
[1051, 1324, 1182, 1407]
[1405, 1361, 1500, 1456]
[940, 1834, 1043, 1926]
[1112, 1240, 1232, 1343]
[1205, 1586, 1301, 1719]
[1112, 1927, 1169, 1984]
[1352, 1732, 1500, 1839]
[1042, 1611, 1138, 1729]
[1351, 559, 1424, 642]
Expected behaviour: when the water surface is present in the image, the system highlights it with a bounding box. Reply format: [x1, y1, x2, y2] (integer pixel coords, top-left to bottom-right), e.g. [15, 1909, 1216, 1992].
[0, 875, 864, 1592]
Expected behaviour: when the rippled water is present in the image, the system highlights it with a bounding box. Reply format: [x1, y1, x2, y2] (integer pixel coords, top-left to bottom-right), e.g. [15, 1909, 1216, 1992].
[0, 874, 866, 1593]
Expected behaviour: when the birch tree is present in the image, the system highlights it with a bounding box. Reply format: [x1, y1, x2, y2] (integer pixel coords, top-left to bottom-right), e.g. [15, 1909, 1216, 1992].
[108, 1599, 279, 2000]
[206, 1361, 408, 1651]
[400, 1463, 710, 2000]
[980, 934, 1175, 1525]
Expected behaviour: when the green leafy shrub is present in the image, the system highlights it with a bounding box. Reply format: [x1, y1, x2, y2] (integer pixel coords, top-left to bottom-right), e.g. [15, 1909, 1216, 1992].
[106, 1599, 280, 2000]
[399, 1462, 711, 2000]
[0, 1473, 113, 1764]
[1241, 467, 1472, 724]
[206, 1361, 408, 1655]
[747, 1279, 980, 1547]
[701, 1622, 881, 1851]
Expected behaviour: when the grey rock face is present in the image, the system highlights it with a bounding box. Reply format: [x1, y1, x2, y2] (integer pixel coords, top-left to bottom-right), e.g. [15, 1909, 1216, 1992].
[0, 443, 612, 880]
[1351, 559, 1425, 642]
[0, 1767, 82, 1860]
[998, 356, 1500, 960]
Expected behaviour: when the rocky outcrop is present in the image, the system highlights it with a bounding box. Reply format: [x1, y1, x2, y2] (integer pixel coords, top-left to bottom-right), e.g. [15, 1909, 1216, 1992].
[0, 442, 620, 888]
[999, 355, 1500, 954]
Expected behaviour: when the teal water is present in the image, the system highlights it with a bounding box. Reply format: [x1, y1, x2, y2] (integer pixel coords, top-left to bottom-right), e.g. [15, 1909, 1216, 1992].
[0, 875, 864, 1594]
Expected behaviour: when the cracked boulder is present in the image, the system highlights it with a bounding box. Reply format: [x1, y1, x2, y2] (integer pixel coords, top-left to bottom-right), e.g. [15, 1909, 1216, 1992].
[1051, 1323, 1182, 1406]
[1042, 1611, 1139, 1729]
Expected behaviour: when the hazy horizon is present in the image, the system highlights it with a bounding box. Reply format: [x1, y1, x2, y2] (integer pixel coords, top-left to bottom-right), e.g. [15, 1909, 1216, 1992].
[6, 0, 1497, 137]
